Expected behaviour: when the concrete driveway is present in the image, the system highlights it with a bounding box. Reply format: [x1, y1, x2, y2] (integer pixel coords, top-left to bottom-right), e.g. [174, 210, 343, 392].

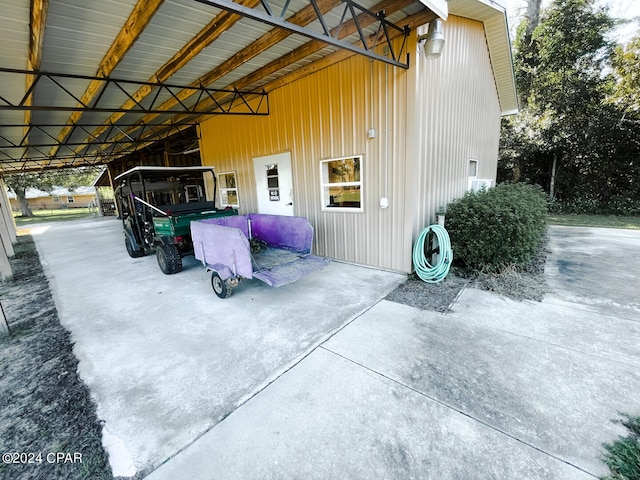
[34, 221, 640, 479]
[31, 217, 405, 477]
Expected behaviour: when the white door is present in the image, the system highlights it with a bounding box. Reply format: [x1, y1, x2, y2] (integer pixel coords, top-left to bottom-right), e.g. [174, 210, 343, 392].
[253, 152, 294, 216]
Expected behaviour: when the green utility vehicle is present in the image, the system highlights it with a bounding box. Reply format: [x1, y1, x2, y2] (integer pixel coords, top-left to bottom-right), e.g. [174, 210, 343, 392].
[114, 166, 237, 274]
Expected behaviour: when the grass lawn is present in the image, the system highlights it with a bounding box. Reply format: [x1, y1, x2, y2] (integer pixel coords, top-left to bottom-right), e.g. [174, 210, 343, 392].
[13, 208, 96, 226]
[548, 214, 640, 230]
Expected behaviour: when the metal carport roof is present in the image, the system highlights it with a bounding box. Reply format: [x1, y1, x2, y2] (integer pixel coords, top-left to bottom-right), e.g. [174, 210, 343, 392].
[0, 0, 438, 174]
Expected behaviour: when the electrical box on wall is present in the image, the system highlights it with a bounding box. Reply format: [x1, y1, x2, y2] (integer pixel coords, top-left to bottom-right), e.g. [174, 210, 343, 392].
[380, 197, 389, 209]
[368, 128, 376, 139]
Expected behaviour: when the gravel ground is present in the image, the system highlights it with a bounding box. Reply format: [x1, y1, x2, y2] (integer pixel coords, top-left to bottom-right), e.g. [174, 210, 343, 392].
[386, 235, 550, 312]
[0, 236, 112, 480]
[385, 274, 469, 313]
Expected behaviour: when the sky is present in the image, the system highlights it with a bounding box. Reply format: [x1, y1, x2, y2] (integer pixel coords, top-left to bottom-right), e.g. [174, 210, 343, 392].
[502, 0, 640, 43]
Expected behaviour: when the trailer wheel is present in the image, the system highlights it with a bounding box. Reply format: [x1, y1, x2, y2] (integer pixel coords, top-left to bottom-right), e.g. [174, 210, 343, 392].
[125, 237, 144, 258]
[157, 244, 182, 274]
[211, 272, 233, 298]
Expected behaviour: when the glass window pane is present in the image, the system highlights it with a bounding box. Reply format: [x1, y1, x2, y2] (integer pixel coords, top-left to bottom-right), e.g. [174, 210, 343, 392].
[221, 190, 238, 206]
[326, 158, 360, 183]
[324, 185, 361, 208]
[219, 173, 236, 189]
[266, 164, 278, 176]
[469, 160, 478, 177]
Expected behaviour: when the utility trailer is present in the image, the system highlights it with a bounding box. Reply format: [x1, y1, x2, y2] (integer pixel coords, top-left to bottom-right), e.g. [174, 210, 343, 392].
[114, 166, 237, 274]
[191, 214, 330, 298]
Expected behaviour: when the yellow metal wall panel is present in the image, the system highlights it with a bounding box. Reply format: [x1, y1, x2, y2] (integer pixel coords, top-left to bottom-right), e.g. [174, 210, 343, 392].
[200, 51, 411, 272]
[200, 16, 503, 273]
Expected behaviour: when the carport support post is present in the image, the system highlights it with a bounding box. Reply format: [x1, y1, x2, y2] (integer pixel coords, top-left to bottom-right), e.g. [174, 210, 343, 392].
[0, 180, 17, 246]
[0, 177, 15, 283]
[0, 301, 8, 337]
[0, 234, 13, 283]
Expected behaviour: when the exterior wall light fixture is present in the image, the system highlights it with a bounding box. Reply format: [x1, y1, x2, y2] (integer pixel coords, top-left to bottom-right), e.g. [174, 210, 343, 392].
[418, 18, 445, 60]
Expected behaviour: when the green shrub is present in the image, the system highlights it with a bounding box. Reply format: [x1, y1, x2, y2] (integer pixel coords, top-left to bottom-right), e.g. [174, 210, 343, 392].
[549, 196, 640, 216]
[601, 414, 640, 480]
[444, 183, 548, 272]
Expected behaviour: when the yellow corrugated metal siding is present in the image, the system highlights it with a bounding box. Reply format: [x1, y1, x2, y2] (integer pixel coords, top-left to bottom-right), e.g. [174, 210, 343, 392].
[408, 15, 502, 240]
[200, 15, 503, 273]
[199, 50, 412, 272]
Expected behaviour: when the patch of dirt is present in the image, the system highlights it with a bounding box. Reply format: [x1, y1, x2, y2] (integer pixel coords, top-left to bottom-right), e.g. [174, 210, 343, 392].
[385, 274, 469, 313]
[466, 234, 550, 302]
[385, 235, 550, 312]
[0, 236, 112, 480]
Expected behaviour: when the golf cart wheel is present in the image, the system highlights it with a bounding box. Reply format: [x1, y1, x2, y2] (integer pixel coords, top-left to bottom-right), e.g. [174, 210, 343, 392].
[211, 272, 233, 298]
[156, 244, 182, 275]
[125, 237, 144, 258]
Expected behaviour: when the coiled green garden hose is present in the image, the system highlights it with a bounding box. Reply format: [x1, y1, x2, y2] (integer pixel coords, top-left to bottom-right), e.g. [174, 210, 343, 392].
[413, 224, 453, 283]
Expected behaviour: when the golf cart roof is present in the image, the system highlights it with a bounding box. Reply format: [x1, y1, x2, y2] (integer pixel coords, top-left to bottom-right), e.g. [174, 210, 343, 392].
[114, 166, 215, 182]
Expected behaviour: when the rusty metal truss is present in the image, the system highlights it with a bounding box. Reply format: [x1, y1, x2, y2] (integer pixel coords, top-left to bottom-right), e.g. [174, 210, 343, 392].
[194, 0, 411, 68]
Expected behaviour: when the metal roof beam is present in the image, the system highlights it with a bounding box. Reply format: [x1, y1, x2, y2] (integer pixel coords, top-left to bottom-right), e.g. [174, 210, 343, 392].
[91, 0, 341, 153]
[194, 0, 411, 68]
[25, 0, 49, 136]
[49, 0, 165, 157]
[106, 0, 418, 157]
[70, 0, 262, 156]
[0, 68, 269, 116]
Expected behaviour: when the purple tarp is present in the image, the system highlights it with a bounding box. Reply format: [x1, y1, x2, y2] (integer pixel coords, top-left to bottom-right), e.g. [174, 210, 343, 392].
[191, 214, 329, 286]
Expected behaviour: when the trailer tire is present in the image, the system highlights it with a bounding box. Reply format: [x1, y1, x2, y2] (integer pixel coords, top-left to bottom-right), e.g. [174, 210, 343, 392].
[157, 244, 182, 274]
[125, 237, 145, 258]
[211, 272, 233, 298]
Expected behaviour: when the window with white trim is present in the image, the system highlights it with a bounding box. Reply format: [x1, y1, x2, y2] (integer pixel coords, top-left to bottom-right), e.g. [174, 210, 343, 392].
[468, 159, 478, 178]
[67, 196, 75, 203]
[52, 196, 60, 202]
[320, 156, 363, 211]
[217, 171, 239, 208]
[467, 159, 493, 192]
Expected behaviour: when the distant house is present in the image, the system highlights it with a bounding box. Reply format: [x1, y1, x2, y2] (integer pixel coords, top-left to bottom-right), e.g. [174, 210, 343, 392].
[6, 186, 97, 212]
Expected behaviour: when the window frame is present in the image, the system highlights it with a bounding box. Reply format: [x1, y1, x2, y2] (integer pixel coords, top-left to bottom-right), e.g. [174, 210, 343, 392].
[320, 155, 364, 213]
[217, 171, 240, 208]
[468, 159, 478, 191]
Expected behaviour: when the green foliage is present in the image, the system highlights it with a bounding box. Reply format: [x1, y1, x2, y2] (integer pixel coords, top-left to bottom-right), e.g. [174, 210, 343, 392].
[4, 167, 101, 217]
[611, 37, 640, 116]
[500, 0, 640, 214]
[4, 167, 100, 194]
[548, 196, 640, 216]
[601, 414, 640, 480]
[444, 184, 548, 272]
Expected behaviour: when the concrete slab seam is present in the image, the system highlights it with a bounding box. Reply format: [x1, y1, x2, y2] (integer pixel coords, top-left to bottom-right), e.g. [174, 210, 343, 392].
[543, 297, 640, 324]
[141, 296, 393, 478]
[319, 345, 600, 479]
[450, 316, 639, 369]
[445, 280, 470, 314]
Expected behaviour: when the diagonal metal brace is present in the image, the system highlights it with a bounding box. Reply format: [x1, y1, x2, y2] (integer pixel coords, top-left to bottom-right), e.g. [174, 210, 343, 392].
[193, 0, 411, 68]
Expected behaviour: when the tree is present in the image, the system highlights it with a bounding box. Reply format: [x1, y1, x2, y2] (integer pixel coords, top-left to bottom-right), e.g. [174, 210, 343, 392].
[3, 167, 101, 217]
[499, 0, 640, 212]
[611, 36, 640, 124]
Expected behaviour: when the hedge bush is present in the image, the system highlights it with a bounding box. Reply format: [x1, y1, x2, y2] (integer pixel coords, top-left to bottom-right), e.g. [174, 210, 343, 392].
[444, 183, 548, 272]
[548, 196, 640, 216]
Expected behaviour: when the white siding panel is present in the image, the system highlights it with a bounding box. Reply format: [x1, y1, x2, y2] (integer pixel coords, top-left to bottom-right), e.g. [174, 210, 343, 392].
[409, 15, 502, 240]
